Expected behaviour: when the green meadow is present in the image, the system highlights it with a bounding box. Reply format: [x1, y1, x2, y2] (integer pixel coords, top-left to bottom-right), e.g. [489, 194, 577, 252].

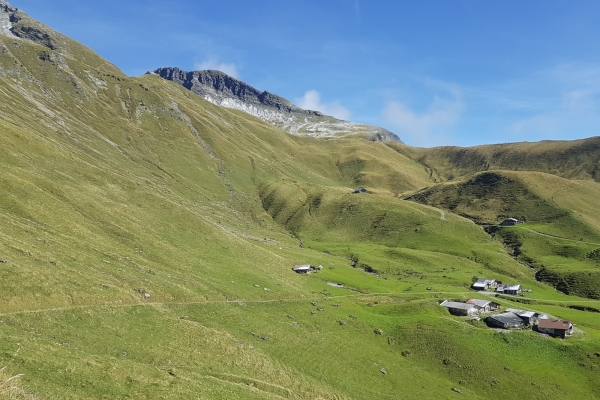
[1, 11, 600, 399]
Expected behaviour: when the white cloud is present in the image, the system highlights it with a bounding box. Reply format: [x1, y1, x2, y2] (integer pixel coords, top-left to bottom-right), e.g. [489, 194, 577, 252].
[382, 83, 464, 147]
[506, 63, 600, 141]
[295, 90, 351, 120]
[194, 56, 239, 78]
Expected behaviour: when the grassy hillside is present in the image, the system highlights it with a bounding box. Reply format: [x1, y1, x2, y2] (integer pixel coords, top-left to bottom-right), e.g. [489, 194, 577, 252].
[404, 170, 600, 300]
[1, 8, 600, 399]
[389, 138, 600, 182]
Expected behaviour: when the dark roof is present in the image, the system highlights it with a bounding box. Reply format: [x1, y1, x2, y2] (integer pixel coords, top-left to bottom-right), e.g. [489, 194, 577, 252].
[488, 312, 524, 325]
[538, 319, 572, 330]
[497, 284, 522, 291]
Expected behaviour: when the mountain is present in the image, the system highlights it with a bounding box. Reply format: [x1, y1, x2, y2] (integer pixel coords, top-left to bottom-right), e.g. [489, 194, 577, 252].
[152, 67, 402, 142]
[1, 2, 600, 399]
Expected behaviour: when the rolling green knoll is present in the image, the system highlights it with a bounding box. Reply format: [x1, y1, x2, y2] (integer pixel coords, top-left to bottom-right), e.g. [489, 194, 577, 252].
[388, 138, 600, 182]
[404, 169, 600, 301]
[1, 9, 600, 399]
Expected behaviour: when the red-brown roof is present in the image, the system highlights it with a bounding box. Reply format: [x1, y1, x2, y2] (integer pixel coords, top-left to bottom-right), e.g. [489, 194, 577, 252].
[538, 319, 572, 330]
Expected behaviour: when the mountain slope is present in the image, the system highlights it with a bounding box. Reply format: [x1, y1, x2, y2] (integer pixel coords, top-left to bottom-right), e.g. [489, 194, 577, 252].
[1, 2, 600, 399]
[152, 67, 402, 142]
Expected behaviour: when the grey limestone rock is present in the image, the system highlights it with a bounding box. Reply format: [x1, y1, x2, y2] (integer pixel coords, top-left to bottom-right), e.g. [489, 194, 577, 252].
[151, 67, 402, 142]
[0, 0, 56, 49]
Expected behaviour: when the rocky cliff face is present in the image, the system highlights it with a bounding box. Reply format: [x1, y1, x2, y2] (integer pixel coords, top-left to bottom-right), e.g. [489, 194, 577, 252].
[152, 67, 402, 142]
[0, 0, 57, 49]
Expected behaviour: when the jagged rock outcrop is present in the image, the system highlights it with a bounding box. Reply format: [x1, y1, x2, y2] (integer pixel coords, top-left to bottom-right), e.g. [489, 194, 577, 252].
[151, 67, 402, 142]
[0, 0, 56, 49]
[0, 0, 18, 36]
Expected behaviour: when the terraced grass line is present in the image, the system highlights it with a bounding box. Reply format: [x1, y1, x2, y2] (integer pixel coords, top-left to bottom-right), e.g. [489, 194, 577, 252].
[0, 292, 432, 317]
[518, 227, 600, 246]
[2, 289, 599, 319]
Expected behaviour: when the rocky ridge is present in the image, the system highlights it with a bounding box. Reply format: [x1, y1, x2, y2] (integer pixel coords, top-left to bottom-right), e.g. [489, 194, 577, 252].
[0, 0, 57, 49]
[152, 67, 402, 142]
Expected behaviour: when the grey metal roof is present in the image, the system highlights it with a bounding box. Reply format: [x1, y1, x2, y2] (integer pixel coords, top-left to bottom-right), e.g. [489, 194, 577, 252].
[440, 301, 477, 310]
[497, 284, 522, 291]
[505, 308, 522, 314]
[506, 308, 535, 318]
[293, 264, 312, 270]
[518, 311, 535, 318]
[467, 299, 492, 307]
[488, 312, 523, 325]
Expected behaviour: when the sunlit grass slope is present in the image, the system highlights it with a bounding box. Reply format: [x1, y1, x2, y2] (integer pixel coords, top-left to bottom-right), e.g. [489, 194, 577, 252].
[389, 138, 600, 182]
[0, 10, 600, 399]
[404, 169, 600, 300]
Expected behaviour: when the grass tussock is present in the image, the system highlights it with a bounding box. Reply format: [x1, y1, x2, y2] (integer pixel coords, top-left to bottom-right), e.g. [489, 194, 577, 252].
[0, 355, 33, 400]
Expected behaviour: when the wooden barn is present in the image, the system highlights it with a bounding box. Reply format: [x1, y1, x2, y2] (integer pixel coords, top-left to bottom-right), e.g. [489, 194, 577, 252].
[537, 319, 573, 338]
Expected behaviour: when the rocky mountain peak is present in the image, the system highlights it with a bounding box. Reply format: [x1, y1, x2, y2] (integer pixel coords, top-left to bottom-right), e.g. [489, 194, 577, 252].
[0, 0, 17, 36]
[152, 67, 401, 142]
[0, 0, 16, 12]
[153, 67, 324, 117]
[0, 1, 57, 49]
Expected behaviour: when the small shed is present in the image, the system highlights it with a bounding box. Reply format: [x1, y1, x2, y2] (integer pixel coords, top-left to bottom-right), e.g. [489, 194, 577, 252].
[537, 319, 573, 338]
[353, 187, 367, 194]
[467, 299, 500, 313]
[293, 264, 321, 274]
[440, 300, 479, 316]
[486, 312, 524, 329]
[500, 218, 519, 226]
[471, 278, 498, 291]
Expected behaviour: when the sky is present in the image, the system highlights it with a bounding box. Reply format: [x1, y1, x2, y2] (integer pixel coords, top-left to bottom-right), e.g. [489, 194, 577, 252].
[9, 0, 600, 147]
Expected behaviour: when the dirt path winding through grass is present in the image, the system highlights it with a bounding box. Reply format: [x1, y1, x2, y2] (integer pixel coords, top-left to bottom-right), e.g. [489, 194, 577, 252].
[2, 290, 600, 318]
[515, 226, 600, 246]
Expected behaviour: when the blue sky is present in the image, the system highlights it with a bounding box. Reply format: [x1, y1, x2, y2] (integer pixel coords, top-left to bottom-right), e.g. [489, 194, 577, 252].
[10, 0, 600, 147]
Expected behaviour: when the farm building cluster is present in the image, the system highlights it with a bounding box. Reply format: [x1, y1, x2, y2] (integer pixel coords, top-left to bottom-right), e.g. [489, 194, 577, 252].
[440, 300, 574, 338]
[471, 278, 525, 295]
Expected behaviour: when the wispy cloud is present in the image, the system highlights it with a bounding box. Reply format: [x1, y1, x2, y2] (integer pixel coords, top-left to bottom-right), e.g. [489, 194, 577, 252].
[295, 90, 351, 120]
[382, 80, 464, 147]
[506, 63, 600, 140]
[194, 56, 240, 78]
[355, 0, 361, 25]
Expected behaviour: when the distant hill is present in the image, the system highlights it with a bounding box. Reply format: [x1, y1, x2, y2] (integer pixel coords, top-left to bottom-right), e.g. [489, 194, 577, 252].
[389, 137, 600, 182]
[152, 67, 402, 142]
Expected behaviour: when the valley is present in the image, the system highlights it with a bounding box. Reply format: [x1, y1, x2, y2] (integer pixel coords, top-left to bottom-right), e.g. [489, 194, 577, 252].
[0, 2, 600, 399]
